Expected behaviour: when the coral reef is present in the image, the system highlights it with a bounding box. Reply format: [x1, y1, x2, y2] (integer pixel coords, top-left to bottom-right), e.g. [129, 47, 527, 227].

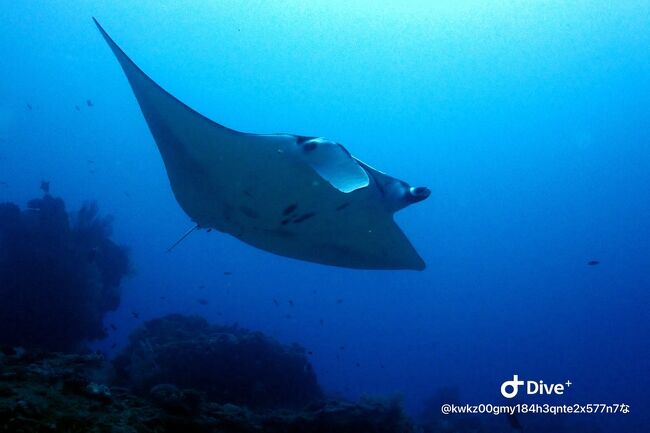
[0, 194, 130, 352]
[0, 348, 415, 433]
[112, 314, 323, 409]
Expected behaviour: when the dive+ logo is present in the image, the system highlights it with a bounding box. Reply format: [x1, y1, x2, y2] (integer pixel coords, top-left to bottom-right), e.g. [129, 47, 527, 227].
[500, 375, 572, 399]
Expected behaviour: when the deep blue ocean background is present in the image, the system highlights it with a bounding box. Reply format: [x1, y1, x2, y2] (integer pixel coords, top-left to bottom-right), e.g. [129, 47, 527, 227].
[1, 2, 649, 431]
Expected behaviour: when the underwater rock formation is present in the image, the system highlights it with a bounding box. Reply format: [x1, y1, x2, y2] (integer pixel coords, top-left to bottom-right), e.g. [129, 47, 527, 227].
[0, 194, 130, 352]
[112, 314, 323, 409]
[0, 348, 415, 433]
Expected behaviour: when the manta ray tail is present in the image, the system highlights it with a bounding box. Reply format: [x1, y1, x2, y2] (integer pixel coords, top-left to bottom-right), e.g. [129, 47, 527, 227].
[166, 225, 199, 253]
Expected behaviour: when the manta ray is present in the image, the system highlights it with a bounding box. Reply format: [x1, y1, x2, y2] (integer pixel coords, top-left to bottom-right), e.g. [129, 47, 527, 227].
[94, 18, 430, 270]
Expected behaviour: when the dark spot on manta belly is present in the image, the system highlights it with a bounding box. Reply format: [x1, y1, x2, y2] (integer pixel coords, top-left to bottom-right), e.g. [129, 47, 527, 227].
[293, 212, 316, 223]
[303, 142, 317, 152]
[280, 218, 291, 225]
[239, 206, 259, 219]
[336, 202, 350, 211]
[282, 203, 298, 216]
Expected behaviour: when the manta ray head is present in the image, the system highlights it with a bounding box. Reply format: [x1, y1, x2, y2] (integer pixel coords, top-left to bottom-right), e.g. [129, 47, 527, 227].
[384, 180, 430, 212]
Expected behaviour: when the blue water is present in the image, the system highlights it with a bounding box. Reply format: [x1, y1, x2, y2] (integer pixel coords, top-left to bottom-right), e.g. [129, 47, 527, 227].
[1, 2, 649, 431]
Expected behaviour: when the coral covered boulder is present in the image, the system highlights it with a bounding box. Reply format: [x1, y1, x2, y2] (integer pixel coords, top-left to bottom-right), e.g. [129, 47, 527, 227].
[0, 194, 130, 352]
[113, 314, 323, 409]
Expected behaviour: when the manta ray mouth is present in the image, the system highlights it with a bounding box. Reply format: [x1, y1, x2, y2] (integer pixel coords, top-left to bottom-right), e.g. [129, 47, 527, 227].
[408, 186, 431, 203]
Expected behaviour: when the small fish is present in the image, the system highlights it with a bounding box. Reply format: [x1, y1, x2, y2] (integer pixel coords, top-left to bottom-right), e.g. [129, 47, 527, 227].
[26, 103, 32, 110]
[110, 324, 117, 331]
[87, 159, 95, 164]
[336, 299, 343, 305]
[319, 319, 324, 326]
[355, 362, 360, 367]
[86, 99, 93, 107]
[284, 313, 292, 319]
[273, 299, 279, 307]
[75, 105, 80, 111]
[198, 284, 206, 289]
[159, 296, 166, 300]
[307, 350, 313, 356]
[339, 345, 346, 351]
[197, 298, 209, 305]
[131, 311, 139, 319]
[288, 300, 294, 307]
[0, 181, 8, 187]
[587, 260, 600, 266]
[40, 180, 50, 193]
[111, 342, 117, 349]
[224, 271, 232, 275]
[123, 191, 131, 198]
